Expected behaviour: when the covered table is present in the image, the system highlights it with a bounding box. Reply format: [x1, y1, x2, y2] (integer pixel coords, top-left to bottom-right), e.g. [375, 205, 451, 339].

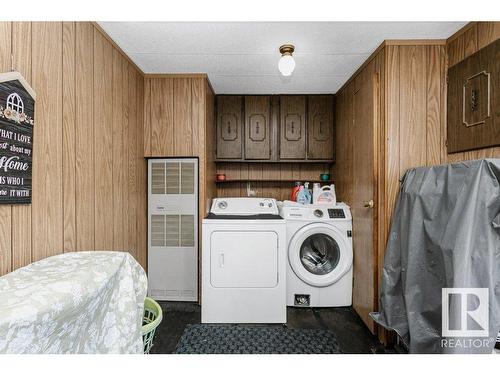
[0, 251, 147, 353]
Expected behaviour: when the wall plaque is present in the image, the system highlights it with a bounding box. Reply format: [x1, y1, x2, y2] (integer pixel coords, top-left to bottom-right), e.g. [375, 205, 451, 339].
[447, 38, 499, 153]
[0, 72, 36, 204]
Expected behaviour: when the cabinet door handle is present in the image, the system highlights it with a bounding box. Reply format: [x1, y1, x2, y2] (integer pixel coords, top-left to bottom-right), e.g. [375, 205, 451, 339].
[219, 253, 225, 268]
[227, 122, 231, 134]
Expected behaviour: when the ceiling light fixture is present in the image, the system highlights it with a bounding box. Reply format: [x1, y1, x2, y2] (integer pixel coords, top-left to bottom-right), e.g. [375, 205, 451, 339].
[278, 44, 295, 77]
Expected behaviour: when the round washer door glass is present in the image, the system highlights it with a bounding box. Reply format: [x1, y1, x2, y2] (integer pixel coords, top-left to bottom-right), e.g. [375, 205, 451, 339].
[299, 233, 340, 275]
[288, 223, 352, 287]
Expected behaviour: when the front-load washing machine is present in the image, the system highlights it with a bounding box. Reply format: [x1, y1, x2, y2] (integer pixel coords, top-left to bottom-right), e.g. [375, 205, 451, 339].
[279, 201, 353, 307]
[202, 198, 286, 323]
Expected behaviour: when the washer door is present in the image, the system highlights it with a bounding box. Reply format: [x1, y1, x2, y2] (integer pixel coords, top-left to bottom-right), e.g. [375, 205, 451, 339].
[289, 223, 352, 287]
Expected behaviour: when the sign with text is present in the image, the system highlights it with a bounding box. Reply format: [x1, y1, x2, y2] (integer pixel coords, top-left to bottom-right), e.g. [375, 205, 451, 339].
[0, 72, 35, 204]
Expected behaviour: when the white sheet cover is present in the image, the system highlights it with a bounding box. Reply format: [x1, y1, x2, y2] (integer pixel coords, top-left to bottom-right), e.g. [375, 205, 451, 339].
[0, 251, 147, 354]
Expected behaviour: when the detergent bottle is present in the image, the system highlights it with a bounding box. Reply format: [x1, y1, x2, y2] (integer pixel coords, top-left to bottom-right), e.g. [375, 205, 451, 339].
[290, 181, 301, 201]
[303, 182, 312, 204]
[296, 185, 309, 205]
[313, 184, 337, 205]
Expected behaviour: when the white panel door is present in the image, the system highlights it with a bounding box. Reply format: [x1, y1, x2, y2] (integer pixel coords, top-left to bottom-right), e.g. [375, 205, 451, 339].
[148, 158, 198, 301]
[210, 231, 278, 288]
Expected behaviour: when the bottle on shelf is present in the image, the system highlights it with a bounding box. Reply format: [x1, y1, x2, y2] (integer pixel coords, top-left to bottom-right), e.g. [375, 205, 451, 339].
[303, 182, 312, 204]
[290, 181, 301, 201]
[296, 185, 309, 205]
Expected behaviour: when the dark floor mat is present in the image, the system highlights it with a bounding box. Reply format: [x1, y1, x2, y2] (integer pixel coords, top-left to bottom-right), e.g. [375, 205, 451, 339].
[175, 324, 342, 354]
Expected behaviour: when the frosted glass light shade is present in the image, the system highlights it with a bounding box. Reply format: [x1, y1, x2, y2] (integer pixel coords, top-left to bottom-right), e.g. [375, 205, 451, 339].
[278, 54, 295, 76]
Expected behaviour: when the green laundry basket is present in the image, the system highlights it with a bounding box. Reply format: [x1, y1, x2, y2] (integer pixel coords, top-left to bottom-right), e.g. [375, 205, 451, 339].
[141, 297, 163, 354]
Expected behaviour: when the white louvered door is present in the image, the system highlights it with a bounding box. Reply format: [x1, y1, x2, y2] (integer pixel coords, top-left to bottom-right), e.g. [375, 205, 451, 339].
[148, 158, 198, 301]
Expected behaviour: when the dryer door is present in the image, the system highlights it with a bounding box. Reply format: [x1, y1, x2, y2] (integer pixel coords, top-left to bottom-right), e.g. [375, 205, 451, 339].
[210, 231, 278, 288]
[289, 223, 352, 287]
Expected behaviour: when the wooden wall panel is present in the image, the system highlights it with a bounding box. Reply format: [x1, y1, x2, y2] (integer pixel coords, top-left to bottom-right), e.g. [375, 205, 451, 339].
[143, 78, 151, 157]
[112, 49, 124, 251]
[174, 78, 193, 156]
[0, 22, 147, 276]
[75, 23, 95, 251]
[477, 22, 500, 49]
[62, 22, 76, 254]
[93, 30, 114, 250]
[121, 57, 130, 254]
[204, 81, 216, 215]
[333, 82, 354, 205]
[149, 78, 173, 156]
[11, 22, 32, 269]
[445, 22, 500, 160]
[127, 66, 139, 260]
[426, 45, 443, 166]
[399, 46, 427, 175]
[136, 75, 147, 268]
[384, 45, 400, 239]
[32, 22, 64, 262]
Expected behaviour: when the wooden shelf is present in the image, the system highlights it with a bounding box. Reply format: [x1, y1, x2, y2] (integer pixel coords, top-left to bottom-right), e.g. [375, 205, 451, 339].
[215, 179, 334, 184]
[215, 159, 335, 164]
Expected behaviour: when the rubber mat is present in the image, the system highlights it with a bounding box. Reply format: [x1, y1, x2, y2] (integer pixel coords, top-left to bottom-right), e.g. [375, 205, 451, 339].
[175, 324, 342, 354]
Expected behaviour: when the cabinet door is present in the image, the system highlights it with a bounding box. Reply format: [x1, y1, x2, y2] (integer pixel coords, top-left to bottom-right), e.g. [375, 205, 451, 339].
[244, 96, 271, 159]
[279, 96, 306, 159]
[216, 96, 243, 159]
[307, 96, 334, 159]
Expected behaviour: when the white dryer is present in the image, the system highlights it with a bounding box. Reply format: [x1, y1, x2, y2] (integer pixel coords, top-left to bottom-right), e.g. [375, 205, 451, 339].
[202, 198, 286, 323]
[279, 201, 353, 307]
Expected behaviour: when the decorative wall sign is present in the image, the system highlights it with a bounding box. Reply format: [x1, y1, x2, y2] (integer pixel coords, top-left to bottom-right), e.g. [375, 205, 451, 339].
[447, 38, 499, 153]
[0, 71, 36, 204]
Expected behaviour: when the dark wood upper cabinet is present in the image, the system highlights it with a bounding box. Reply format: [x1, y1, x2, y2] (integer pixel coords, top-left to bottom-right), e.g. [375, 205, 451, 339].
[307, 95, 334, 159]
[216, 96, 243, 159]
[215, 94, 335, 162]
[244, 96, 272, 160]
[280, 96, 307, 159]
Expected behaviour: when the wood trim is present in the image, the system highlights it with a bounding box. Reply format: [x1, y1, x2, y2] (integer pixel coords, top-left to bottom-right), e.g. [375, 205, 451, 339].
[384, 39, 446, 46]
[144, 73, 208, 79]
[446, 22, 477, 44]
[91, 22, 144, 76]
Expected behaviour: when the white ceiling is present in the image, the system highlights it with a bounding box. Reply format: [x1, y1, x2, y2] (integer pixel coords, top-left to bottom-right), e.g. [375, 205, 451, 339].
[99, 22, 466, 94]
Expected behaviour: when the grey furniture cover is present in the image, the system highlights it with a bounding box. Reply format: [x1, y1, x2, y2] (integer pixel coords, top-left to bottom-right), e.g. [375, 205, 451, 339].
[371, 159, 500, 353]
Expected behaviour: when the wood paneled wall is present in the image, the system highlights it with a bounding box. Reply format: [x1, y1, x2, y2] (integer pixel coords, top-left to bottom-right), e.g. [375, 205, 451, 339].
[0, 22, 146, 276]
[384, 44, 446, 239]
[445, 22, 500, 161]
[216, 163, 333, 201]
[142, 75, 216, 219]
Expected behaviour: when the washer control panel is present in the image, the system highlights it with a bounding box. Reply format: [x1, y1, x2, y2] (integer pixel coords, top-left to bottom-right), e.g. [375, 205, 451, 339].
[328, 208, 345, 219]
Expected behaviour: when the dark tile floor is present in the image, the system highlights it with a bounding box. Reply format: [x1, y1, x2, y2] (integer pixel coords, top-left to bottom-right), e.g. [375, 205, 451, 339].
[150, 301, 392, 354]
